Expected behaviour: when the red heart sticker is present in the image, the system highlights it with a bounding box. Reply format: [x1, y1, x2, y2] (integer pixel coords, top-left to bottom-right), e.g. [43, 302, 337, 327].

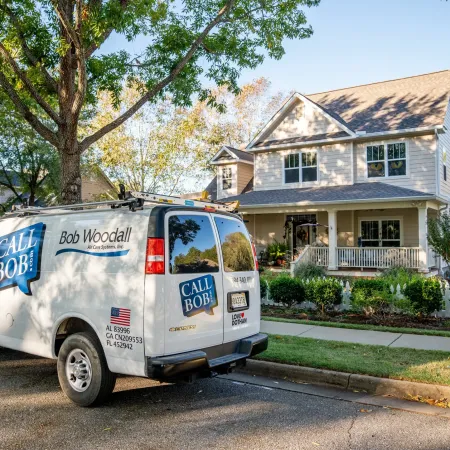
[241, 312, 245, 318]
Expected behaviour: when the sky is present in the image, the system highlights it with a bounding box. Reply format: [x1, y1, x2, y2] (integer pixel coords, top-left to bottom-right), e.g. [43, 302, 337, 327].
[101, 0, 450, 96]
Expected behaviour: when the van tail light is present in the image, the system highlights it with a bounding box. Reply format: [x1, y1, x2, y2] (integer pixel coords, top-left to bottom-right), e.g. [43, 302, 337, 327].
[146, 238, 165, 274]
[251, 242, 259, 271]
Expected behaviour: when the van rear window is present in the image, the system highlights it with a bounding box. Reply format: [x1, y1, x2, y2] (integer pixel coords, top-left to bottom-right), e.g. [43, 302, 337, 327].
[169, 215, 219, 274]
[214, 217, 255, 272]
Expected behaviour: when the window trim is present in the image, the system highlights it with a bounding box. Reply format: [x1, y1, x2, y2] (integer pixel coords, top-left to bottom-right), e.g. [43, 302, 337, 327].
[166, 211, 222, 275]
[358, 216, 404, 247]
[221, 166, 233, 191]
[365, 140, 409, 180]
[282, 150, 319, 186]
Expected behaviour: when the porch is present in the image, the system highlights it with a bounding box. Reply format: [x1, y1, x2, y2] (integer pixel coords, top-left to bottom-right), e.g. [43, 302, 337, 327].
[244, 201, 442, 274]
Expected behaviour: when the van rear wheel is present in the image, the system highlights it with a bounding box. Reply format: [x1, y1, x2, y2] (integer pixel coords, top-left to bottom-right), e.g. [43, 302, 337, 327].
[57, 332, 116, 407]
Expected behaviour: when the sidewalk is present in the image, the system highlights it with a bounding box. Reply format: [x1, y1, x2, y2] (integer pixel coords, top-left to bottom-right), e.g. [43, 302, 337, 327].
[260, 320, 450, 351]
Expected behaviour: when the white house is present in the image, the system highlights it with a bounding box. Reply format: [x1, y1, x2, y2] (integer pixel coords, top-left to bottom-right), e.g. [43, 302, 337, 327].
[207, 70, 450, 274]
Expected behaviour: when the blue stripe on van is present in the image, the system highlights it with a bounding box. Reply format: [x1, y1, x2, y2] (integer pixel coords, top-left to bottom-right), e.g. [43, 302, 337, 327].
[55, 248, 129, 257]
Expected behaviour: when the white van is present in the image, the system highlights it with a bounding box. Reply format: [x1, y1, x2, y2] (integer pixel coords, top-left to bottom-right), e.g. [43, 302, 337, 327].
[0, 192, 267, 406]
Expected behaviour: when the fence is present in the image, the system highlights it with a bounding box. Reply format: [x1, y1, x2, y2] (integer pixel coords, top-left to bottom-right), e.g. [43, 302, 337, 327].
[261, 277, 450, 318]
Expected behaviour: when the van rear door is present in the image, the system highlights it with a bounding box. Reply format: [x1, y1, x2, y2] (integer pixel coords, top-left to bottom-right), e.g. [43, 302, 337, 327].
[163, 211, 224, 355]
[212, 214, 260, 344]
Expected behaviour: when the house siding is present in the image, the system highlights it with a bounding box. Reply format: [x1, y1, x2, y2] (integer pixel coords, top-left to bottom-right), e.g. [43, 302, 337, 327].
[354, 135, 437, 194]
[81, 174, 115, 201]
[264, 100, 342, 142]
[254, 143, 352, 191]
[245, 213, 285, 254]
[438, 101, 450, 200]
[237, 162, 254, 194]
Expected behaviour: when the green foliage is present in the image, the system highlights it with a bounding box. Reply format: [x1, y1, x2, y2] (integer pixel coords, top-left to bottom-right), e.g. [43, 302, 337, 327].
[427, 213, 450, 266]
[221, 232, 255, 272]
[260, 275, 269, 299]
[379, 266, 422, 288]
[303, 278, 342, 313]
[351, 289, 392, 317]
[269, 275, 304, 308]
[352, 279, 387, 297]
[294, 262, 326, 280]
[404, 278, 444, 315]
[267, 240, 289, 261]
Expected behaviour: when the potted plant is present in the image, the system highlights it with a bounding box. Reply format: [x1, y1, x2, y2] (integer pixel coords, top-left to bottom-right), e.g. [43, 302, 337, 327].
[267, 240, 289, 266]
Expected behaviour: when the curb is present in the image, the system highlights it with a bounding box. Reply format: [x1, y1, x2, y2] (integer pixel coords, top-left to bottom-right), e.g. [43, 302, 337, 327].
[238, 360, 450, 402]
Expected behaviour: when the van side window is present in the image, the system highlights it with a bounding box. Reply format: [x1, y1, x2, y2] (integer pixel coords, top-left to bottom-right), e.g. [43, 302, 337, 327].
[214, 218, 255, 272]
[169, 215, 219, 274]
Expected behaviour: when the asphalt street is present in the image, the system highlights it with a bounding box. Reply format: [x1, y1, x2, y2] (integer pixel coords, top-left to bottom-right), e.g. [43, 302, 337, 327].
[1, 347, 450, 450]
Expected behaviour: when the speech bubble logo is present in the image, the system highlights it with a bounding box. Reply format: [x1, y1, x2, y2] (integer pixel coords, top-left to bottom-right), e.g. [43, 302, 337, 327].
[0, 222, 46, 296]
[179, 274, 218, 317]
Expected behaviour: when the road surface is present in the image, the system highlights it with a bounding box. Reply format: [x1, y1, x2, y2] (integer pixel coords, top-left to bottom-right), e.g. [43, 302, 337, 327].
[1, 347, 450, 450]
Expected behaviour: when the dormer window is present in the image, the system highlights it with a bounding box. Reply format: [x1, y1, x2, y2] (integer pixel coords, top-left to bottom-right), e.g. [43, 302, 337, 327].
[367, 142, 407, 178]
[284, 152, 317, 184]
[222, 167, 232, 190]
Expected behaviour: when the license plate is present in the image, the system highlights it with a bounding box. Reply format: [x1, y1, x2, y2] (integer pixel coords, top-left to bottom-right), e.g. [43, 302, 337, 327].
[231, 292, 247, 309]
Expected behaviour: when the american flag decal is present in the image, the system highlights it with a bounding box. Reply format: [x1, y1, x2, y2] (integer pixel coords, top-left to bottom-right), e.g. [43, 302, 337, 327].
[110, 307, 131, 327]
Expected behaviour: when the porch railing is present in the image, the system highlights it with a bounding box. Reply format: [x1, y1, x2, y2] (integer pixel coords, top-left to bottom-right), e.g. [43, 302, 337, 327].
[336, 247, 421, 269]
[290, 245, 329, 274]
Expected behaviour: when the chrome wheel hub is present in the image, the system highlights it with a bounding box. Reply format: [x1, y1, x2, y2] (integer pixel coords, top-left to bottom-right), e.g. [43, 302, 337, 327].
[66, 349, 92, 392]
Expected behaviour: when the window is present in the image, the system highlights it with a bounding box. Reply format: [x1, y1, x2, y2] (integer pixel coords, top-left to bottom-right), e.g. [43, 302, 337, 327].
[169, 215, 219, 274]
[387, 143, 406, 176]
[214, 218, 255, 272]
[360, 219, 401, 247]
[367, 145, 385, 178]
[284, 154, 299, 183]
[302, 152, 318, 182]
[284, 152, 317, 184]
[367, 142, 407, 178]
[222, 167, 232, 190]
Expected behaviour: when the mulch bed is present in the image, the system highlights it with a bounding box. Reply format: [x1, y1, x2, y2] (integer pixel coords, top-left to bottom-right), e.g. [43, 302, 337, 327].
[261, 305, 450, 331]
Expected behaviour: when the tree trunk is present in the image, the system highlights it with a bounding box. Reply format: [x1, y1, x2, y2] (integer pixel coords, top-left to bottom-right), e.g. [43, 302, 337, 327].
[60, 144, 82, 204]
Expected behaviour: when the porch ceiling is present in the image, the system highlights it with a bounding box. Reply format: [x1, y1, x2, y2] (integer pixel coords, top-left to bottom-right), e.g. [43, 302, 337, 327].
[223, 182, 436, 208]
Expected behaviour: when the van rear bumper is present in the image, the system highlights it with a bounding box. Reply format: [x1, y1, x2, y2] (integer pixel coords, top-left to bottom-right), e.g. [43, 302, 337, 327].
[146, 333, 268, 380]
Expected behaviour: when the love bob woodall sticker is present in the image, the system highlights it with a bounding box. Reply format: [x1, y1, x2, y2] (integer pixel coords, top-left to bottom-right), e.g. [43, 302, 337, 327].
[0, 222, 46, 295]
[179, 274, 218, 317]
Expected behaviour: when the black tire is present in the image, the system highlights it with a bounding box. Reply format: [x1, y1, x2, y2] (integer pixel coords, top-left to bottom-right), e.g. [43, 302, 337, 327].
[57, 332, 116, 407]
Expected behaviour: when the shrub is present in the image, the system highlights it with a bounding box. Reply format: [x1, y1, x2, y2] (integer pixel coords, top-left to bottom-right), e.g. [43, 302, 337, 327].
[260, 275, 269, 299]
[294, 262, 326, 280]
[351, 289, 392, 317]
[404, 277, 444, 315]
[352, 279, 387, 298]
[379, 267, 422, 289]
[303, 278, 342, 313]
[269, 275, 305, 308]
[267, 240, 289, 262]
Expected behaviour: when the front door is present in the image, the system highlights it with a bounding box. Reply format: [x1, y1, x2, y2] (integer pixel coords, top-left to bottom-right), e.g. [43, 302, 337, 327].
[360, 219, 401, 247]
[164, 212, 224, 355]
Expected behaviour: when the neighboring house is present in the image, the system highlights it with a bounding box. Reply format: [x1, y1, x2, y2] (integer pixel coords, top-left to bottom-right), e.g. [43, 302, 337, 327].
[0, 167, 116, 207]
[206, 70, 450, 274]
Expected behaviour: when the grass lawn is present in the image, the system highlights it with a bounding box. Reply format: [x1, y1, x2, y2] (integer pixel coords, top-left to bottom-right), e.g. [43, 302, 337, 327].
[261, 316, 450, 338]
[255, 335, 450, 385]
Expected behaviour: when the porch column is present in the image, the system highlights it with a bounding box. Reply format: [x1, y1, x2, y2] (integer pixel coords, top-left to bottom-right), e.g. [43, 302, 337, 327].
[328, 210, 338, 270]
[418, 206, 429, 273]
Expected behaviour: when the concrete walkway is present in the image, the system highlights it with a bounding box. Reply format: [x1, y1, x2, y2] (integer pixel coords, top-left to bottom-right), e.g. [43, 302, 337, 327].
[260, 320, 450, 351]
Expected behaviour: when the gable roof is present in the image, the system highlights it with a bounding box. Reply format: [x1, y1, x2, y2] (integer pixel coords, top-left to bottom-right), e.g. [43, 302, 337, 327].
[307, 70, 450, 134]
[249, 70, 450, 150]
[211, 146, 254, 164]
[221, 182, 433, 207]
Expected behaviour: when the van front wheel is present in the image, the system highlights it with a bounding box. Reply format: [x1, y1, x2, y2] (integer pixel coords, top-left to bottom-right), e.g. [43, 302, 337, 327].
[57, 332, 116, 407]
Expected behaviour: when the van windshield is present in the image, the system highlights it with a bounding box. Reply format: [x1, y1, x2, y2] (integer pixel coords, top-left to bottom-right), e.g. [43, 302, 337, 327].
[214, 217, 255, 272]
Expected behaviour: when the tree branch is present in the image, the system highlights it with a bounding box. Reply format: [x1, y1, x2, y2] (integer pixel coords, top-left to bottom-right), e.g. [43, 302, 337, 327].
[0, 4, 58, 93]
[80, 0, 236, 151]
[0, 70, 59, 147]
[0, 42, 61, 124]
[86, 29, 112, 58]
[51, 0, 87, 119]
